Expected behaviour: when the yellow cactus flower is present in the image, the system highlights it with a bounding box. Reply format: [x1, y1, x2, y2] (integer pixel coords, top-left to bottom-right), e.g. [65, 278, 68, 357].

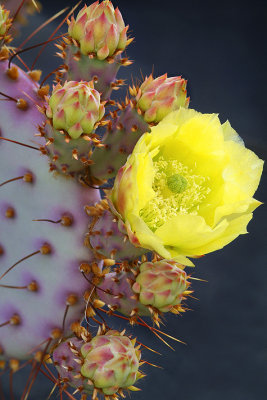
[110, 108, 263, 266]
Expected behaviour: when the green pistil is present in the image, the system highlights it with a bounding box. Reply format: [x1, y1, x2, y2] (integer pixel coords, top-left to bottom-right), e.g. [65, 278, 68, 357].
[167, 174, 187, 194]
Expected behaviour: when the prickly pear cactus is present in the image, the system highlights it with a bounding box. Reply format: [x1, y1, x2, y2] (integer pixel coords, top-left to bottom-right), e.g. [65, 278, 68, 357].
[0, 1, 263, 399]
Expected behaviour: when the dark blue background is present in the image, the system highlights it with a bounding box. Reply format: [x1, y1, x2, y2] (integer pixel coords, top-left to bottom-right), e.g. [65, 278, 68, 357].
[2, 0, 267, 398]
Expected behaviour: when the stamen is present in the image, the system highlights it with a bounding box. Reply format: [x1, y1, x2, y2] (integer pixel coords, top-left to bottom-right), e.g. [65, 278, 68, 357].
[140, 157, 211, 231]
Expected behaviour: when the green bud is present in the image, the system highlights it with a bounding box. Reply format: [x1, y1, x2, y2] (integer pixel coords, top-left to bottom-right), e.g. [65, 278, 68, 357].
[46, 81, 105, 139]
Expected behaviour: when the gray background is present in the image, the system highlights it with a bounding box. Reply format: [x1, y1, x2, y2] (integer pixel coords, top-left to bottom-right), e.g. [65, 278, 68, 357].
[1, 0, 266, 398]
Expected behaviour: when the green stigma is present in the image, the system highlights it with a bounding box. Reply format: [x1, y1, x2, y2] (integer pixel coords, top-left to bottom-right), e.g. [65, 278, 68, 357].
[167, 174, 187, 194]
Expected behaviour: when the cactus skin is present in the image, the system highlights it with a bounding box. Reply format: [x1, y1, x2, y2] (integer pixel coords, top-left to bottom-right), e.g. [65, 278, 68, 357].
[90, 105, 150, 181]
[86, 203, 147, 262]
[42, 121, 94, 176]
[53, 337, 94, 394]
[53, 330, 141, 396]
[97, 269, 150, 317]
[0, 59, 101, 360]
[64, 46, 122, 100]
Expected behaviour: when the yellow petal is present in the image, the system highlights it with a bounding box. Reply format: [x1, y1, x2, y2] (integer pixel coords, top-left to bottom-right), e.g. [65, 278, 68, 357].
[214, 198, 261, 226]
[127, 214, 170, 258]
[155, 214, 228, 255]
[223, 140, 264, 200]
[189, 213, 253, 255]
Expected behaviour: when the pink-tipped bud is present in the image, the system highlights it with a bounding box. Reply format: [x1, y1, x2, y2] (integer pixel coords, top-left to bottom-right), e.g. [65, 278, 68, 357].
[136, 74, 189, 123]
[68, 1, 130, 59]
[53, 332, 142, 396]
[132, 260, 190, 312]
[80, 331, 141, 395]
[46, 81, 105, 139]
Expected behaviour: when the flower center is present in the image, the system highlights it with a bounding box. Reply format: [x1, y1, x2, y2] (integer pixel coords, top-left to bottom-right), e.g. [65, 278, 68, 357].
[139, 157, 211, 231]
[167, 174, 187, 194]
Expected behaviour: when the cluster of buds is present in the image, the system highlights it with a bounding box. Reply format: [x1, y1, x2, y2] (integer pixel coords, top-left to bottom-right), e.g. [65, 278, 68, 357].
[68, 0, 130, 60]
[46, 80, 105, 139]
[135, 74, 189, 123]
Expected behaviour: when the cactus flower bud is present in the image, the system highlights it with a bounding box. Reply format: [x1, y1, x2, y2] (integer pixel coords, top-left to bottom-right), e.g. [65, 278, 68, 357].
[132, 261, 189, 312]
[136, 74, 189, 123]
[81, 331, 141, 395]
[0, 5, 11, 39]
[68, 1, 129, 59]
[53, 331, 142, 396]
[46, 80, 105, 139]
